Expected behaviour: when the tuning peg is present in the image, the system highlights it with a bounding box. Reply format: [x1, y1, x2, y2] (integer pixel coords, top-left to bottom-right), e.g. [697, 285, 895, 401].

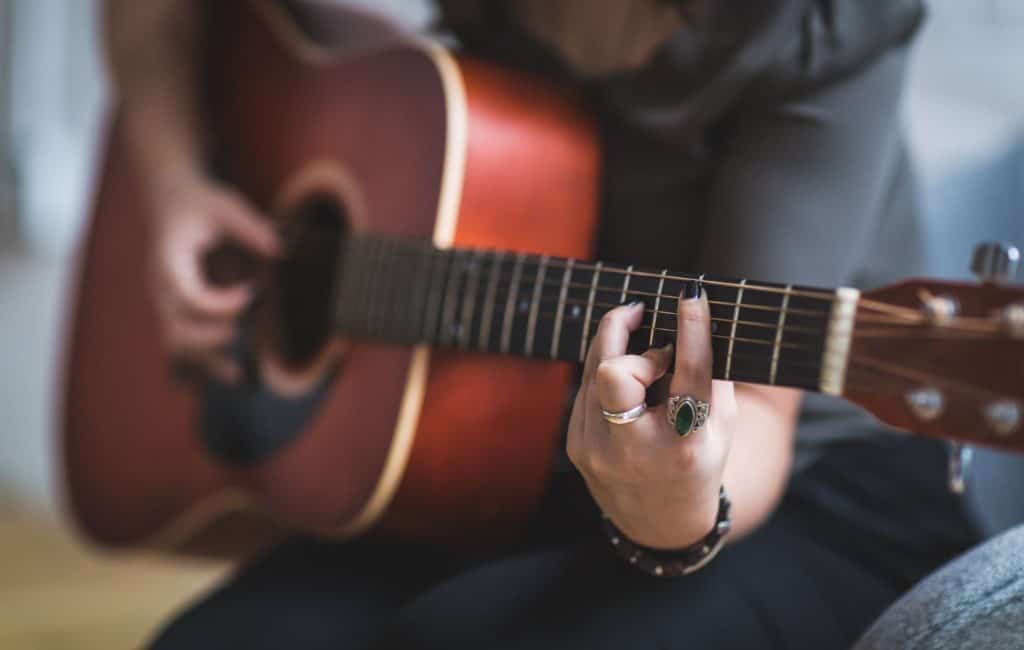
[971, 242, 1020, 284]
[947, 441, 973, 495]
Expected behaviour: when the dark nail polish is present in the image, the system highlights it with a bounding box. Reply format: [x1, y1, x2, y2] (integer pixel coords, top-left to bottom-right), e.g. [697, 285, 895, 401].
[627, 300, 642, 309]
[682, 279, 700, 300]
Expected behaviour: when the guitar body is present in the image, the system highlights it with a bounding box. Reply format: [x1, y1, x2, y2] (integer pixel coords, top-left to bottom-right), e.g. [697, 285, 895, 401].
[62, 0, 599, 552]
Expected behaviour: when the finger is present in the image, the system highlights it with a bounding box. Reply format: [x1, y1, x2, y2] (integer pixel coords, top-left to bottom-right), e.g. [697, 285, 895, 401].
[176, 350, 242, 385]
[213, 190, 282, 258]
[165, 317, 238, 354]
[670, 280, 712, 399]
[165, 245, 253, 318]
[582, 301, 645, 384]
[594, 346, 673, 414]
[201, 353, 242, 384]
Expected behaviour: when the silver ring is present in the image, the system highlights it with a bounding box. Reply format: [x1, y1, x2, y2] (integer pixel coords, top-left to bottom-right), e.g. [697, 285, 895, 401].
[666, 395, 710, 437]
[601, 402, 647, 425]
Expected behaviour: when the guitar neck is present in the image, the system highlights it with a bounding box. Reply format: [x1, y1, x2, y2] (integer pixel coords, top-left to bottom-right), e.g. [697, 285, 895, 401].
[331, 236, 859, 395]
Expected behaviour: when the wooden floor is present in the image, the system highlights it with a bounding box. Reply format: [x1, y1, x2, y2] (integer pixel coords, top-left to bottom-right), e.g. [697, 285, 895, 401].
[0, 500, 233, 649]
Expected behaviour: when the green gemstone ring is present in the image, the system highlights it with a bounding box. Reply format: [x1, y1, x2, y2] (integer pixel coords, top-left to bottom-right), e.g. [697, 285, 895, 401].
[666, 395, 710, 437]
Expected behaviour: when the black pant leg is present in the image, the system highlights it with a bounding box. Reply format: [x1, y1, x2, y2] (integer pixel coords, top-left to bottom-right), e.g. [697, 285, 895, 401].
[149, 538, 456, 650]
[377, 437, 978, 650]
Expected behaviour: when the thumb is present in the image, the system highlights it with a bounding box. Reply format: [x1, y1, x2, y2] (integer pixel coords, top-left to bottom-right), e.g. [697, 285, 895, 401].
[213, 190, 282, 258]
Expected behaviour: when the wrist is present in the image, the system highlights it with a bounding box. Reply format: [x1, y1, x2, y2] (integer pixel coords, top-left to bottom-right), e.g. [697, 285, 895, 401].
[602, 486, 732, 577]
[600, 482, 722, 550]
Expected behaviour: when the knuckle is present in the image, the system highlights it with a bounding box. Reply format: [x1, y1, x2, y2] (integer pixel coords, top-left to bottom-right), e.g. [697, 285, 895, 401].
[670, 441, 700, 473]
[616, 444, 649, 481]
[674, 357, 701, 378]
[594, 359, 622, 387]
[584, 449, 610, 477]
[678, 307, 707, 324]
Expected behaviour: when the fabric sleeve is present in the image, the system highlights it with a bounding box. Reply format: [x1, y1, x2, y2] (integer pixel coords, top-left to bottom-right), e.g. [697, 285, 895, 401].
[695, 46, 911, 288]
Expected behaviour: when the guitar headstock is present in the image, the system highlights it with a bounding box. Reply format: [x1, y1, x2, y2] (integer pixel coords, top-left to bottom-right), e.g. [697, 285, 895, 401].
[842, 243, 1024, 452]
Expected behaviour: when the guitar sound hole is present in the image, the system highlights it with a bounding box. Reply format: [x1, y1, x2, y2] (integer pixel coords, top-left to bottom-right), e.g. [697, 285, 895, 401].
[274, 193, 348, 369]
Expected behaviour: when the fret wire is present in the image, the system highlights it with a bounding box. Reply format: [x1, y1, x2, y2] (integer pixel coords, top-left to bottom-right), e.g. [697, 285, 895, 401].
[566, 317, 835, 355]
[347, 242, 834, 322]
[411, 242, 433, 341]
[531, 305, 850, 338]
[445, 252, 835, 301]
[422, 248, 450, 343]
[719, 350, 823, 374]
[500, 253, 526, 354]
[379, 239, 397, 339]
[711, 349, 824, 377]
[353, 239, 373, 335]
[346, 238, 837, 302]
[649, 269, 669, 348]
[550, 259, 574, 360]
[715, 361, 823, 385]
[525, 255, 549, 357]
[769, 285, 792, 385]
[440, 250, 465, 345]
[478, 278, 830, 319]
[458, 249, 483, 349]
[388, 240, 409, 340]
[364, 239, 386, 337]
[478, 250, 504, 350]
[580, 261, 603, 362]
[335, 241, 355, 333]
[620, 265, 634, 303]
[521, 295, 835, 335]
[541, 259, 835, 301]
[724, 279, 746, 381]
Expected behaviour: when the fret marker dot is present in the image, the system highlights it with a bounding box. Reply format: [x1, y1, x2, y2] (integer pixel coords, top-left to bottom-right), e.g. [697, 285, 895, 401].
[518, 299, 530, 314]
[570, 305, 582, 320]
[711, 321, 719, 334]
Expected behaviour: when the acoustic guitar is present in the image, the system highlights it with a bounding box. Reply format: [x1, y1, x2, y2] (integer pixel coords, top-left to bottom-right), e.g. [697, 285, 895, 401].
[62, 0, 1024, 555]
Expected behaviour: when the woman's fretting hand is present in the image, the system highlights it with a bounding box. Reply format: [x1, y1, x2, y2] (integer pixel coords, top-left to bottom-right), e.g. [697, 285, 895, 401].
[567, 287, 738, 549]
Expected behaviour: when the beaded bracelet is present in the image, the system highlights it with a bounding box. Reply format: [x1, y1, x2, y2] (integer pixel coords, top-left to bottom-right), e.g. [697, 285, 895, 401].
[601, 487, 732, 577]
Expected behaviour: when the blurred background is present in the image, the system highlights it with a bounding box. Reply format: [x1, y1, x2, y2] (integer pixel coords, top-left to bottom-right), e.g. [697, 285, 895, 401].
[0, 0, 1022, 647]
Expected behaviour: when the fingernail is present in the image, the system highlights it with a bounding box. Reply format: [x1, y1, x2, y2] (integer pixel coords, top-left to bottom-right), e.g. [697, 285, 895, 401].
[627, 300, 644, 310]
[682, 279, 700, 301]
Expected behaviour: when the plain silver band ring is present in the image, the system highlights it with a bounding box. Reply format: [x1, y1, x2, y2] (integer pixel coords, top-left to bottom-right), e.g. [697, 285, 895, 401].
[601, 402, 648, 425]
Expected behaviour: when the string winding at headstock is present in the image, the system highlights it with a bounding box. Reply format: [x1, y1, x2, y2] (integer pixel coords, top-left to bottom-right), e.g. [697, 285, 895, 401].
[842, 243, 1024, 452]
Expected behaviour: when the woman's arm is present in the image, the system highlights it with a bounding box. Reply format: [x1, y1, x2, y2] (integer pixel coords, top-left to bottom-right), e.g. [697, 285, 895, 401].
[702, 47, 914, 538]
[573, 47, 912, 551]
[105, 0, 205, 195]
[105, 0, 280, 382]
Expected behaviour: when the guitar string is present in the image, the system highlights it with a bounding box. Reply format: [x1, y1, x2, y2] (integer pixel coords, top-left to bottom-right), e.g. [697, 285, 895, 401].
[343, 245, 1003, 345]
[350, 240, 1008, 332]
[846, 353, 1012, 402]
[344, 247, 1006, 399]
[344, 261, 993, 395]
[346, 239, 838, 300]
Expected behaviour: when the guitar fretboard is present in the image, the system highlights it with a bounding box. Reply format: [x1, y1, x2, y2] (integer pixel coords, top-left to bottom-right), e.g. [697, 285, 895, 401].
[332, 236, 852, 393]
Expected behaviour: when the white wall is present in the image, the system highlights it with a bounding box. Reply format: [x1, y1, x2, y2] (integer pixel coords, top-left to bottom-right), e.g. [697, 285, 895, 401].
[0, 0, 17, 244]
[9, 0, 106, 257]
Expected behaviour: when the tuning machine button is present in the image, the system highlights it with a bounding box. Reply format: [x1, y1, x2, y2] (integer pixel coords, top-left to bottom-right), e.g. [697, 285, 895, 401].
[906, 387, 945, 421]
[985, 400, 1021, 437]
[1000, 303, 1024, 338]
[971, 242, 1020, 284]
[922, 294, 959, 325]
